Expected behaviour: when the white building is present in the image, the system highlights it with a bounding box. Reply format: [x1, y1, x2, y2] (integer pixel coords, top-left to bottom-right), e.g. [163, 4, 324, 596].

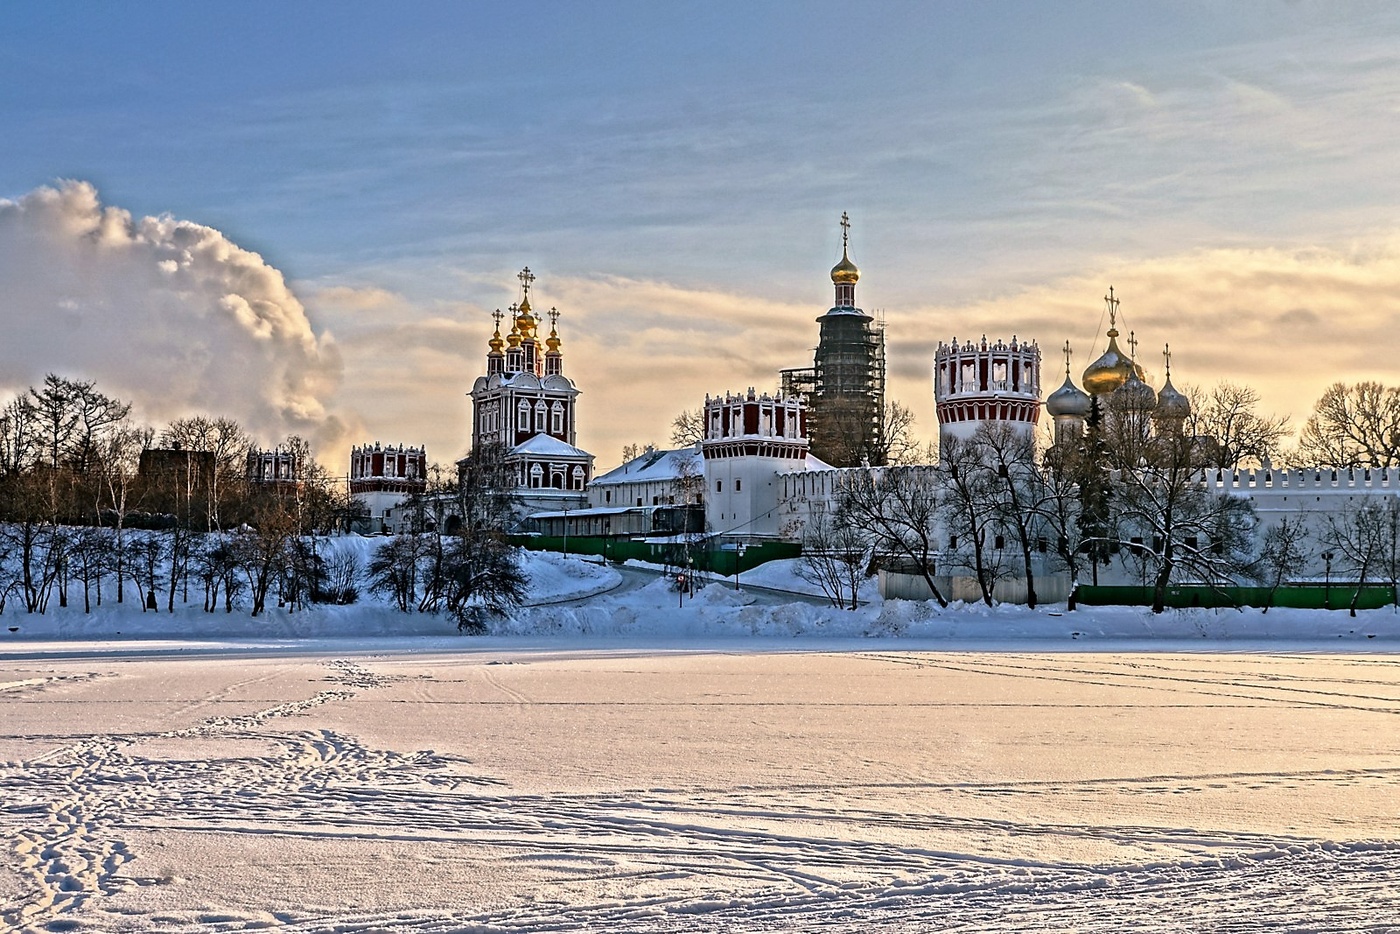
[467, 268, 593, 515]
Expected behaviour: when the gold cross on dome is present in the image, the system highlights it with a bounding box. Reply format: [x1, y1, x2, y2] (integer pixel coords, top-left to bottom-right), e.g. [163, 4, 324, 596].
[1063, 339, 1072, 377]
[548, 306, 560, 328]
[1127, 330, 1138, 361]
[840, 211, 850, 248]
[1104, 285, 1119, 329]
[492, 308, 503, 328]
[1163, 343, 1172, 377]
[518, 266, 535, 297]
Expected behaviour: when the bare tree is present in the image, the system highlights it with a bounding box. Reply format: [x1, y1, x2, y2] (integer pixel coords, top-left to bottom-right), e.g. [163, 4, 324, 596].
[972, 423, 1050, 608]
[1296, 381, 1400, 468]
[938, 435, 1006, 606]
[834, 466, 948, 607]
[797, 508, 868, 610]
[162, 415, 251, 530]
[1106, 430, 1258, 614]
[1038, 439, 1091, 590]
[670, 408, 705, 447]
[1190, 381, 1291, 469]
[1250, 511, 1313, 613]
[1321, 499, 1399, 617]
[369, 534, 433, 613]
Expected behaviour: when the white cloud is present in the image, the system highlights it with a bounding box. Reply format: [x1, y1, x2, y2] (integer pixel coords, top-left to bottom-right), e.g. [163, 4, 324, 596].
[0, 181, 351, 456]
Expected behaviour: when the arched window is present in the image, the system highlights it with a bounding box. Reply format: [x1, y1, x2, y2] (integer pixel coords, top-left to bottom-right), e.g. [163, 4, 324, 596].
[517, 399, 530, 430]
[572, 465, 585, 489]
[529, 463, 543, 488]
[551, 401, 563, 436]
[534, 400, 547, 432]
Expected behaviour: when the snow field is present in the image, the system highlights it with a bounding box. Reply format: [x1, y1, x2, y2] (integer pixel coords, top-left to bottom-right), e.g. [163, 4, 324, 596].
[4, 648, 1400, 931]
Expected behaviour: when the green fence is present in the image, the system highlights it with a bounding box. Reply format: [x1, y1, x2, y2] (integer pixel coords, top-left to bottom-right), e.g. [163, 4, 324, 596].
[512, 535, 800, 576]
[1075, 583, 1397, 611]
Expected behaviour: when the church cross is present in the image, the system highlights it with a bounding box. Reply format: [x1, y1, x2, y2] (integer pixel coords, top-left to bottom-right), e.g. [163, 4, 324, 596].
[1127, 330, 1138, 361]
[518, 266, 535, 298]
[492, 308, 504, 330]
[1104, 285, 1119, 329]
[840, 211, 850, 250]
[1063, 339, 1073, 377]
[549, 306, 560, 329]
[1163, 343, 1172, 377]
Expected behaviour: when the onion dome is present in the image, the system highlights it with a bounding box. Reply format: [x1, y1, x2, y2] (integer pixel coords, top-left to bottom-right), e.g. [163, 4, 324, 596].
[1155, 347, 1190, 420]
[545, 324, 561, 353]
[488, 329, 504, 354]
[1113, 370, 1157, 410]
[1046, 374, 1091, 418]
[830, 248, 860, 285]
[515, 294, 537, 337]
[505, 311, 522, 349]
[1082, 328, 1144, 396]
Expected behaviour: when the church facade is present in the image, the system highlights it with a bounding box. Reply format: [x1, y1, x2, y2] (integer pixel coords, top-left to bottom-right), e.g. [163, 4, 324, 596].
[468, 267, 593, 513]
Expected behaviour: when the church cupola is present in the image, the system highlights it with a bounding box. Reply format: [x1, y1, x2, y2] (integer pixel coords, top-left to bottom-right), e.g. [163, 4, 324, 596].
[1154, 344, 1191, 429]
[505, 303, 525, 371]
[830, 211, 860, 308]
[1046, 340, 1091, 445]
[1082, 287, 1145, 397]
[487, 309, 506, 375]
[544, 306, 564, 377]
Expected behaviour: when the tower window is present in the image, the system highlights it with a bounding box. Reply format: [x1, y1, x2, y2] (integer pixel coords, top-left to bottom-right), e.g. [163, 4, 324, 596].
[716, 480, 722, 493]
[735, 479, 742, 492]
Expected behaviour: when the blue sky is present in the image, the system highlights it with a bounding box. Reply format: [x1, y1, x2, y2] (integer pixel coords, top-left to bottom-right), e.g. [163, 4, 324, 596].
[3, 3, 1400, 463]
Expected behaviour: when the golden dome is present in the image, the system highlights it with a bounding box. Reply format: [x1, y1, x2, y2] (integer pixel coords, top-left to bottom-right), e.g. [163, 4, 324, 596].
[831, 247, 860, 284]
[506, 319, 522, 349]
[1082, 328, 1143, 396]
[545, 323, 561, 353]
[488, 329, 504, 354]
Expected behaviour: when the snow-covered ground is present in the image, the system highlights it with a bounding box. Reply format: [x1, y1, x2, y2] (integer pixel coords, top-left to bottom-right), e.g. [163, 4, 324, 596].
[3, 544, 1400, 931]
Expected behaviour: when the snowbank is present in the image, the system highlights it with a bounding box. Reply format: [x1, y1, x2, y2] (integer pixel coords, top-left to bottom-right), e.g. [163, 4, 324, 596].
[0, 540, 1395, 650]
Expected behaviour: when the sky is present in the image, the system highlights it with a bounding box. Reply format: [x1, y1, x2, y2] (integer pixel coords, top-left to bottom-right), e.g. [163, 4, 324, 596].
[3, 2, 1400, 469]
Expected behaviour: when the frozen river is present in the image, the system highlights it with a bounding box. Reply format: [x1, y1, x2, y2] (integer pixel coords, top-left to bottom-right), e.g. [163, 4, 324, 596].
[4, 644, 1400, 931]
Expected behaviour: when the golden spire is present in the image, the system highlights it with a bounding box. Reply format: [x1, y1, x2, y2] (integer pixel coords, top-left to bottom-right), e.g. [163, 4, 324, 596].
[515, 266, 537, 334]
[546, 307, 562, 353]
[488, 308, 505, 354]
[830, 211, 860, 284]
[505, 303, 522, 348]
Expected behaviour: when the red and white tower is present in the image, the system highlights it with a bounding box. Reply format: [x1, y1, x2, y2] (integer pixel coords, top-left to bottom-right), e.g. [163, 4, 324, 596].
[934, 335, 1042, 454]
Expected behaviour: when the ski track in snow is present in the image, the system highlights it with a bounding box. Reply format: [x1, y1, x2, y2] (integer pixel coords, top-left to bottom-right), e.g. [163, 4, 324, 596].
[4, 656, 1400, 931]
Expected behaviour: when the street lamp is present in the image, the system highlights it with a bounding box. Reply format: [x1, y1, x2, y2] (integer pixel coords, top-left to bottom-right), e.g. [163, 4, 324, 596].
[734, 542, 748, 591]
[1322, 551, 1335, 610]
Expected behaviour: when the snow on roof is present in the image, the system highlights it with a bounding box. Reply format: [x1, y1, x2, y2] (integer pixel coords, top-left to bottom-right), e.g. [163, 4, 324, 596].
[592, 445, 701, 486]
[530, 506, 643, 519]
[511, 434, 592, 458]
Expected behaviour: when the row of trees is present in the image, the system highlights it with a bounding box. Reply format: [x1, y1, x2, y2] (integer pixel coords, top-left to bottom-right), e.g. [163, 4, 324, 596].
[0, 375, 372, 618]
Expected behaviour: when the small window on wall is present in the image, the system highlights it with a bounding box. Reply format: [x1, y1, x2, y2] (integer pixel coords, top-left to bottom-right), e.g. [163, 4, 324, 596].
[735, 479, 742, 492]
[716, 480, 723, 493]
[605, 491, 611, 503]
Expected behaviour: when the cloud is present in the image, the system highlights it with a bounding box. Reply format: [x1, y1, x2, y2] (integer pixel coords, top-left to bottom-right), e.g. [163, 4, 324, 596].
[0, 181, 350, 456]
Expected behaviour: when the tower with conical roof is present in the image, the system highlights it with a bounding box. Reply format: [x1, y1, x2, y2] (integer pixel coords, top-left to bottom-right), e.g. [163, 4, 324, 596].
[807, 212, 888, 467]
[468, 267, 593, 509]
